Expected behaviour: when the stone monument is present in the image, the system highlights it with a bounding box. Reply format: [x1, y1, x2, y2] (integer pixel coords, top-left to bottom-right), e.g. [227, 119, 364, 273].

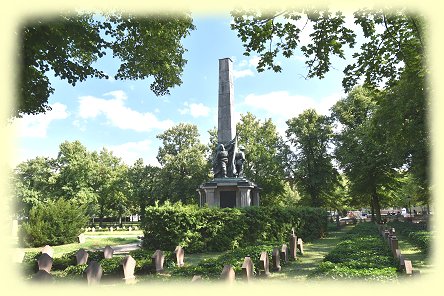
[197, 58, 260, 208]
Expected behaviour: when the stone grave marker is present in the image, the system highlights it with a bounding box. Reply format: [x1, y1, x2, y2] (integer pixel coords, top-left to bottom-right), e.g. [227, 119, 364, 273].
[33, 269, 54, 282]
[37, 253, 53, 273]
[91, 227, 96, 232]
[297, 238, 304, 255]
[191, 275, 202, 282]
[241, 257, 254, 281]
[41, 245, 54, 258]
[104, 245, 114, 259]
[404, 259, 413, 275]
[128, 226, 132, 232]
[121, 255, 136, 282]
[383, 230, 390, 240]
[174, 246, 185, 267]
[77, 233, 86, 244]
[152, 250, 165, 273]
[76, 248, 89, 265]
[109, 226, 114, 232]
[220, 265, 235, 283]
[259, 251, 270, 276]
[86, 261, 103, 285]
[390, 237, 399, 257]
[399, 254, 406, 269]
[280, 244, 289, 263]
[395, 249, 401, 260]
[289, 234, 297, 260]
[272, 247, 281, 272]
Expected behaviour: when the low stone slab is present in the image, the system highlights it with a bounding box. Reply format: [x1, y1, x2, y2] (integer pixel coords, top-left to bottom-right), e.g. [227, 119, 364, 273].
[175, 246, 184, 267]
[297, 238, 304, 255]
[37, 253, 53, 273]
[241, 257, 253, 281]
[76, 248, 89, 265]
[221, 265, 235, 283]
[33, 269, 54, 282]
[404, 260, 413, 275]
[104, 245, 114, 259]
[152, 250, 165, 273]
[289, 234, 297, 260]
[77, 233, 86, 244]
[259, 251, 270, 276]
[86, 261, 103, 285]
[280, 244, 289, 263]
[41, 245, 54, 258]
[272, 247, 281, 272]
[121, 255, 136, 281]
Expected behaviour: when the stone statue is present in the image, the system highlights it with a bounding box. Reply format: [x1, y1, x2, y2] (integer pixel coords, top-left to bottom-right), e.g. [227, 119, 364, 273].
[235, 145, 246, 178]
[213, 144, 229, 178]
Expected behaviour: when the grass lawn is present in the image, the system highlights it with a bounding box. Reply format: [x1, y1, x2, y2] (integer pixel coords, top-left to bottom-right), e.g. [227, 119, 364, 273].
[395, 233, 433, 275]
[22, 236, 140, 258]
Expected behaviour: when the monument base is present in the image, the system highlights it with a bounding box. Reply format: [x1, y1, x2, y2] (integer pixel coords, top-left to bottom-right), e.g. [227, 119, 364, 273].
[197, 178, 260, 208]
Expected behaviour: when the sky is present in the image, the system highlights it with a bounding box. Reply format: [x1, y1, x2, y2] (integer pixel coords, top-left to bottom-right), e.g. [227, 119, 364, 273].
[11, 13, 356, 168]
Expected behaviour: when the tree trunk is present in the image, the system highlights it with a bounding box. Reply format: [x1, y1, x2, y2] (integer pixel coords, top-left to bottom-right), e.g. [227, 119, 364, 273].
[370, 200, 375, 222]
[372, 189, 382, 223]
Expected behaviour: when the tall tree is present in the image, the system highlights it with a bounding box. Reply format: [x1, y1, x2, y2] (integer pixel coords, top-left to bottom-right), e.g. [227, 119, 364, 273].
[127, 158, 161, 219]
[331, 86, 401, 222]
[156, 123, 209, 204]
[236, 112, 287, 205]
[17, 13, 195, 117]
[285, 109, 339, 207]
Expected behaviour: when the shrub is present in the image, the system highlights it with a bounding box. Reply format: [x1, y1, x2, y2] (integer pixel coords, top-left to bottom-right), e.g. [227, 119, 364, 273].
[19, 199, 89, 247]
[387, 221, 431, 253]
[142, 203, 327, 253]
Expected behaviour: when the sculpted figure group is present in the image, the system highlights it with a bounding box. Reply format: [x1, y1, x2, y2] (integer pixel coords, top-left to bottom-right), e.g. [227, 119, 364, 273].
[213, 136, 245, 179]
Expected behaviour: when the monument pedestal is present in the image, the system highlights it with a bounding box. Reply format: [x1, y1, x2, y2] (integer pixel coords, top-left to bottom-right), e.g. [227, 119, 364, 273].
[197, 178, 260, 208]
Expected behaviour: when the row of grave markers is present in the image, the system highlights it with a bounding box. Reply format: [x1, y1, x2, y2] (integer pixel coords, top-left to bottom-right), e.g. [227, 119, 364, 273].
[28, 244, 185, 284]
[85, 226, 139, 232]
[25, 229, 304, 284]
[377, 224, 419, 276]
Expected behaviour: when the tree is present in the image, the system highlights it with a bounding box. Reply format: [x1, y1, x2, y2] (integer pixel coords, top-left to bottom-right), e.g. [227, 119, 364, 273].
[331, 86, 401, 222]
[12, 157, 57, 218]
[127, 158, 161, 220]
[236, 112, 287, 205]
[231, 8, 429, 194]
[156, 124, 210, 204]
[17, 13, 195, 117]
[285, 109, 339, 207]
[231, 8, 425, 91]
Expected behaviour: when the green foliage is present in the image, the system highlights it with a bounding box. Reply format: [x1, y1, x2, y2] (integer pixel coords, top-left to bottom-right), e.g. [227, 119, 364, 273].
[59, 264, 87, 280]
[18, 13, 195, 117]
[312, 222, 398, 280]
[141, 203, 328, 253]
[99, 257, 123, 276]
[19, 199, 89, 247]
[387, 221, 431, 253]
[285, 109, 339, 207]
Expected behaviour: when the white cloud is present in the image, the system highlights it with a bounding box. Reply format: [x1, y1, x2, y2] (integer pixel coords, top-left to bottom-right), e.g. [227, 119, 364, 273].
[178, 102, 211, 118]
[248, 56, 261, 68]
[13, 102, 69, 138]
[77, 90, 174, 132]
[108, 140, 160, 166]
[232, 69, 254, 79]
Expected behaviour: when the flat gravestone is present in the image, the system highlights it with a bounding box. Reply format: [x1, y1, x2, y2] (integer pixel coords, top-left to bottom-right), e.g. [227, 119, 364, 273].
[33, 269, 54, 282]
[280, 244, 289, 264]
[121, 255, 136, 282]
[259, 251, 270, 276]
[175, 246, 185, 267]
[272, 247, 281, 272]
[191, 275, 202, 282]
[77, 233, 86, 244]
[220, 265, 235, 283]
[86, 261, 103, 285]
[241, 257, 254, 281]
[152, 250, 164, 273]
[37, 253, 53, 273]
[41, 245, 54, 258]
[104, 245, 114, 259]
[404, 260, 413, 275]
[289, 234, 297, 260]
[76, 248, 89, 265]
[297, 238, 304, 255]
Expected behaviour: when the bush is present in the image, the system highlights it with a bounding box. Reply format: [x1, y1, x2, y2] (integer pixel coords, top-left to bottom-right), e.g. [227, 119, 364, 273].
[19, 199, 89, 247]
[142, 203, 327, 253]
[387, 221, 431, 253]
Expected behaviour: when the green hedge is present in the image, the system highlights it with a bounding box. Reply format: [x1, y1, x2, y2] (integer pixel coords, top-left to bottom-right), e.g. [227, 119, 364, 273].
[141, 204, 327, 253]
[311, 223, 398, 281]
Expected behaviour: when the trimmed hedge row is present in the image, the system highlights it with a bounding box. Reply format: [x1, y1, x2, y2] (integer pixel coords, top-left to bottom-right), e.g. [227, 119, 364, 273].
[311, 222, 398, 281]
[387, 221, 431, 253]
[141, 204, 328, 253]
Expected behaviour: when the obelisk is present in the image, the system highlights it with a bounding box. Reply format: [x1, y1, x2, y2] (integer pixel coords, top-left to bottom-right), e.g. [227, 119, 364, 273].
[218, 58, 235, 144]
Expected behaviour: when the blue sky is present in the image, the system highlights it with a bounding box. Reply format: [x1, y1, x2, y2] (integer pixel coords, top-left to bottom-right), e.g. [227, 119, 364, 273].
[12, 14, 354, 168]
